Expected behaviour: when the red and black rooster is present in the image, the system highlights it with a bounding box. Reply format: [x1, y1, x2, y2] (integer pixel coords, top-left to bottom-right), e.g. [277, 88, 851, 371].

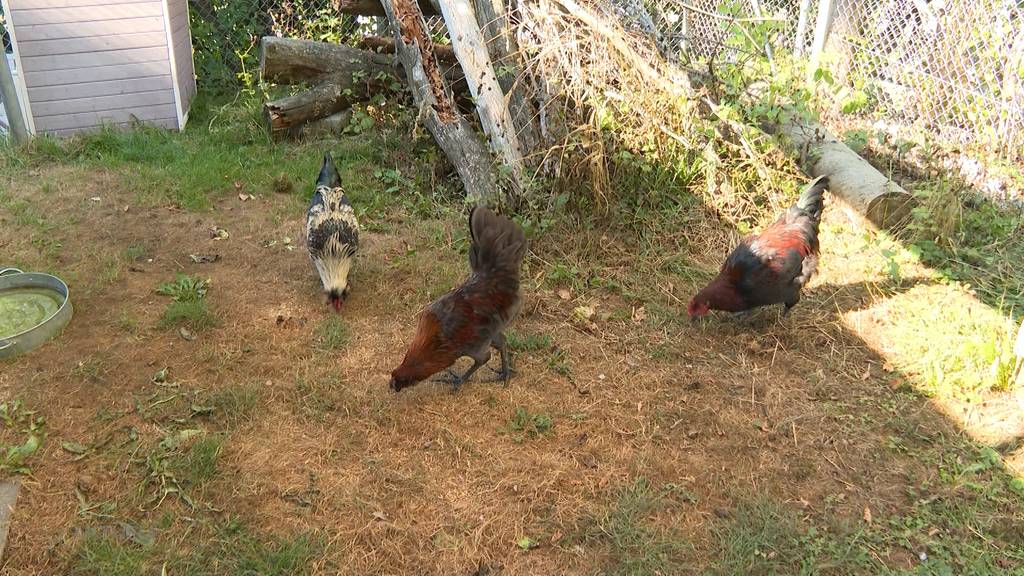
[688, 176, 829, 318]
[389, 207, 527, 393]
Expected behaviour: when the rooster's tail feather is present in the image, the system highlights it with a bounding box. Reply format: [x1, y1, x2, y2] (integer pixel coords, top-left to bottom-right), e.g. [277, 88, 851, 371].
[796, 175, 829, 221]
[468, 207, 527, 276]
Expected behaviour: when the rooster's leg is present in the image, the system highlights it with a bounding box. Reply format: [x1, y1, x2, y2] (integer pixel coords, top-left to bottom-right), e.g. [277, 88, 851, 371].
[483, 332, 514, 386]
[449, 349, 491, 392]
[783, 295, 799, 316]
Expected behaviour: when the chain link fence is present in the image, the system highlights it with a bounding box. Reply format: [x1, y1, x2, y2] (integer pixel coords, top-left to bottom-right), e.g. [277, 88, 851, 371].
[826, 0, 1023, 158]
[189, 0, 1022, 158]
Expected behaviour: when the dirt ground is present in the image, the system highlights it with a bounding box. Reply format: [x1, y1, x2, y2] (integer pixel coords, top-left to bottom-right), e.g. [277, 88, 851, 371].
[0, 160, 1021, 574]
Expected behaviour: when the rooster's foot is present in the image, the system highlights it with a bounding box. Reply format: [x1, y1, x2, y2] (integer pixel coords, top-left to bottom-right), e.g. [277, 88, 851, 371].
[482, 367, 516, 386]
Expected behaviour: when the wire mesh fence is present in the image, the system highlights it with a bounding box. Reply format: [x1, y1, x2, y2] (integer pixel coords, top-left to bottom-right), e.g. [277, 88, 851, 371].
[825, 0, 1023, 158]
[189, 0, 1022, 159]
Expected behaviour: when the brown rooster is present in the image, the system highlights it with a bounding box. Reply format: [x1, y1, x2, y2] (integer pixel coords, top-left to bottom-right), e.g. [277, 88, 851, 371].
[688, 176, 829, 318]
[389, 207, 528, 392]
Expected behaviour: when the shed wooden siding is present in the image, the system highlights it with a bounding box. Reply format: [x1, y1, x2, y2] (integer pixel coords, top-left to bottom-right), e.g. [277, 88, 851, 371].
[5, 0, 191, 135]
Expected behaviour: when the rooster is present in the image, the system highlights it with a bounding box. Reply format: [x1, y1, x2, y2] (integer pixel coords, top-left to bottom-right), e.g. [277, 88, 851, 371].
[688, 176, 829, 318]
[306, 153, 359, 313]
[389, 207, 527, 393]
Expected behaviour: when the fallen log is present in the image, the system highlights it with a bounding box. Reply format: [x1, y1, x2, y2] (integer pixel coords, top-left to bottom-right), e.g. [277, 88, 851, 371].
[773, 116, 916, 229]
[288, 109, 354, 140]
[263, 76, 379, 134]
[260, 37, 397, 85]
[380, 0, 499, 203]
[260, 36, 475, 138]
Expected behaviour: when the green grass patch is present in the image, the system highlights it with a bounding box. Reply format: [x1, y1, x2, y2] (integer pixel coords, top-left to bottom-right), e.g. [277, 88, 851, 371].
[155, 274, 217, 331]
[123, 242, 149, 263]
[72, 519, 322, 575]
[507, 330, 553, 352]
[158, 300, 219, 332]
[500, 407, 553, 442]
[315, 316, 351, 350]
[205, 384, 261, 425]
[171, 434, 223, 487]
[572, 477, 691, 575]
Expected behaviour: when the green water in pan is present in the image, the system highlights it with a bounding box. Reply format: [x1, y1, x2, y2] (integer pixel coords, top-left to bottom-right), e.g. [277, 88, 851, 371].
[0, 288, 63, 339]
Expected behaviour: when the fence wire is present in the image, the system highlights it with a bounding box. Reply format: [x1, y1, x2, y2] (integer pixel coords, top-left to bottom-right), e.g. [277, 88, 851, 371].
[827, 0, 1023, 158]
[189, 0, 1023, 160]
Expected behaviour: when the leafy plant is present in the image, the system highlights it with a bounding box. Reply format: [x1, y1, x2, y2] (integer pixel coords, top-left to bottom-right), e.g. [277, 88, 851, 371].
[156, 274, 209, 302]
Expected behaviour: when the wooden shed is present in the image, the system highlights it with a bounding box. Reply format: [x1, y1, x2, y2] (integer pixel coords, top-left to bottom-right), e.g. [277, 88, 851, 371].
[1, 0, 196, 136]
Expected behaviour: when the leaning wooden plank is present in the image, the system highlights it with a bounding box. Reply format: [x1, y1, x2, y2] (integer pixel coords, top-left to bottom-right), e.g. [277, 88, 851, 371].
[380, 0, 499, 203]
[773, 116, 915, 229]
[470, 0, 543, 163]
[435, 0, 525, 192]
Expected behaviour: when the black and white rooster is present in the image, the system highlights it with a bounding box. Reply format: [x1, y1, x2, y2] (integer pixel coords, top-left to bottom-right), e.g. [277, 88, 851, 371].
[306, 153, 359, 313]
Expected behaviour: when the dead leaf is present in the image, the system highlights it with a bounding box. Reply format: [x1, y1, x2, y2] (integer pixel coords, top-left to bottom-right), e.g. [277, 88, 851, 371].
[861, 368, 871, 381]
[238, 193, 254, 201]
[178, 327, 195, 341]
[210, 227, 230, 240]
[863, 506, 872, 524]
[372, 511, 387, 521]
[89, 197, 101, 202]
[557, 288, 571, 300]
